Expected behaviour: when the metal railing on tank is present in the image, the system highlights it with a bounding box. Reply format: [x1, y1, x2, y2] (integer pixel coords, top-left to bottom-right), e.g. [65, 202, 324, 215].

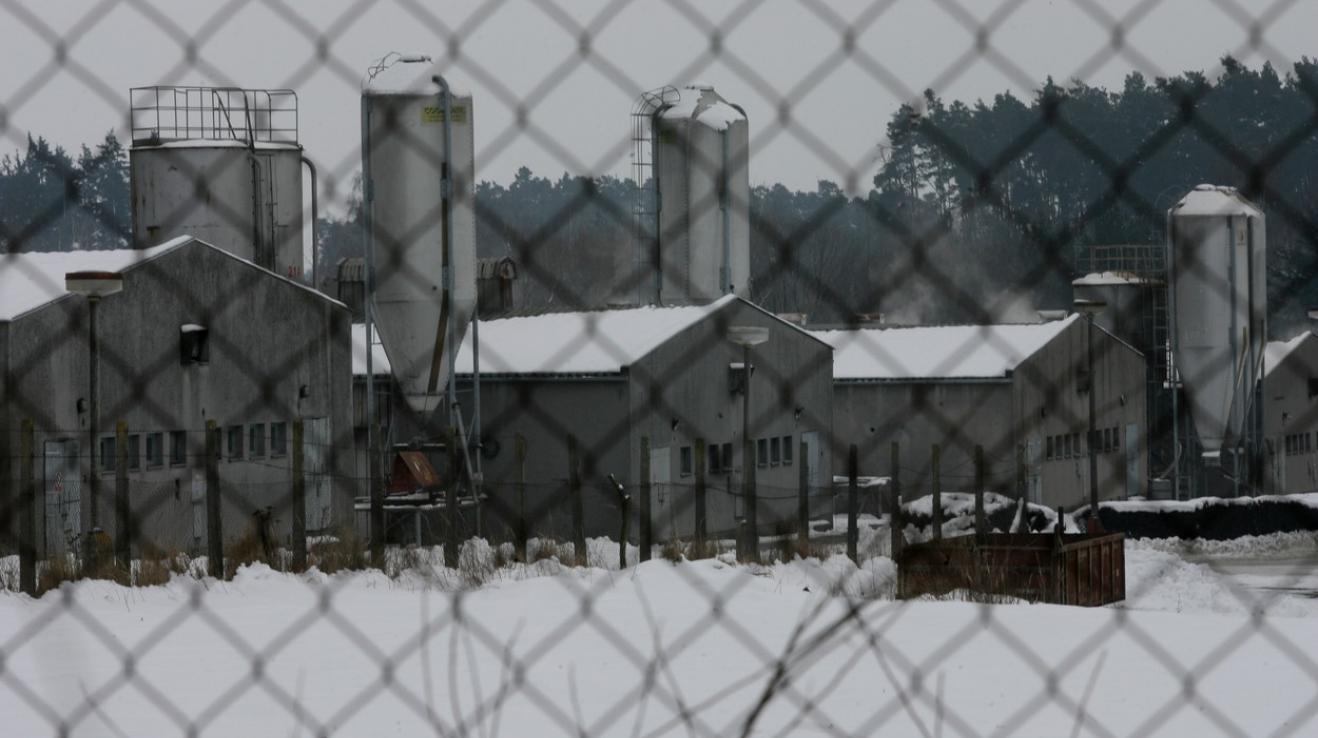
[129, 86, 299, 145]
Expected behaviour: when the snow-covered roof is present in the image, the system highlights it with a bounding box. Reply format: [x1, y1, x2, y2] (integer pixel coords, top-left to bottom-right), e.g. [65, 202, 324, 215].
[812, 316, 1077, 381]
[352, 323, 392, 376]
[1072, 271, 1155, 286]
[363, 59, 472, 98]
[454, 296, 750, 375]
[659, 86, 745, 131]
[0, 237, 342, 322]
[1264, 332, 1314, 377]
[0, 238, 190, 321]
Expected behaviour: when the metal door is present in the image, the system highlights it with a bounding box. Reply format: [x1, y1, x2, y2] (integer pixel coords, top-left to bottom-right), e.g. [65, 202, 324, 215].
[43, 440, 81, 556]
[1125, 423, 1140, 498]
[801, 431, 820, 490]
[303, 418, 332, 530]
[649, 446, 670, 539]
[1026, 436, 1042, 504]
[191, 473, 205, 543]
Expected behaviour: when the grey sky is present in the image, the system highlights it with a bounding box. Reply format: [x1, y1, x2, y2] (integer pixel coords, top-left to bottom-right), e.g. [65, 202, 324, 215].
[2, 0, 1314, 212]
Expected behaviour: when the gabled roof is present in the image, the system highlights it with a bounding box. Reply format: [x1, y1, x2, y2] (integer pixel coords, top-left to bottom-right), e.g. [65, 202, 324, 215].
[450, 295, 821, 376]
[811, 316, 1078, 381]
[1264, 332, 1315, 377]
[0, 236, 342, 322]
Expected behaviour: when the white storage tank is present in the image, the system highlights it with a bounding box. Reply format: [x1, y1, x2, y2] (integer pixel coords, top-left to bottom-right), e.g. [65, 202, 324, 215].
[362, 57, 477, 416]
[1167, 184, 1266, 458]
[652, 85, 749, 304]
[129, 87, 305, 280]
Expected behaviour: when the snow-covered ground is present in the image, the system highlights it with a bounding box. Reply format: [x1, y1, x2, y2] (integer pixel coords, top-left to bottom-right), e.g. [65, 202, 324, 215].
[2, 533, 1316, 737]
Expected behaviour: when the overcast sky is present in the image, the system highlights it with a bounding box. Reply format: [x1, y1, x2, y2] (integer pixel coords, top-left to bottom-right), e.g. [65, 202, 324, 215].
[2, 0, 1314, 211]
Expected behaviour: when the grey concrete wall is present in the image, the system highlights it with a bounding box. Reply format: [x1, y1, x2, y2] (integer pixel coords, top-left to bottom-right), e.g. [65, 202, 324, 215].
[1, 240, 353, 557]
[1013, 319, 1147, 510]
[1264, 336, 1318, 494]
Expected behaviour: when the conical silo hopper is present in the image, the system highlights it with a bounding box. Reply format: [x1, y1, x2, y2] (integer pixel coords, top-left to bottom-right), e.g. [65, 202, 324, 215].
[1167, 185, 1266, 459]
[362, 57, 477, 417]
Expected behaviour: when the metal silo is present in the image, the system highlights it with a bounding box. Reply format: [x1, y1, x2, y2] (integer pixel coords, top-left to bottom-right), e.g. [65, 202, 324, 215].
[646, 85, 749, 304]
[361, 56, 477, 418]
[1167, 185, 1266, 477]
[129, 87, 307, 279]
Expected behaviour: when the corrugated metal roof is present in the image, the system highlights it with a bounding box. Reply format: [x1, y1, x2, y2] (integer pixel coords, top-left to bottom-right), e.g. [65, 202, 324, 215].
[812, 317, 1078, 381]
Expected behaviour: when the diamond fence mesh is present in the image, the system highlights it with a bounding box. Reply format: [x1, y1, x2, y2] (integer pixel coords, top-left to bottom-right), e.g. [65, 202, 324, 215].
[3, 0, 1318, 735]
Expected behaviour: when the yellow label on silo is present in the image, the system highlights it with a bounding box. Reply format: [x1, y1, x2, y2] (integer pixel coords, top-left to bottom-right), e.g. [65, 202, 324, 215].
[422, 106, 468, 124]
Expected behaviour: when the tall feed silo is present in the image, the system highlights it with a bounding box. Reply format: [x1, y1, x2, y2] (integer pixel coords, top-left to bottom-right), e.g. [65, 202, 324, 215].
[647, 85, 750, 305]
[1167, 185, 1266, 475]
[362, 57, 477, 418]
[130, 87, 306, 279]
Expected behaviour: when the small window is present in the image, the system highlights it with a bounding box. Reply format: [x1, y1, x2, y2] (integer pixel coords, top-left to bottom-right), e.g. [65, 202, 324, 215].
[721, 443, 733, 473]
[100, 436, 115, 473]
[1073, 433, 1081, 457]
[1046, 436, 1055, 460]
[1062, 434, 1072, 458]
[679, 446, 693, 477]
[128, 434, 141, 471]
[782, 436, 794, 466]
[1113, 428, 1120, 453]
[270, 422, 287, 457]
[770, 437, 781, 465]
[180, 324, 210, 365]
[1309, 377, 1318, 399]
[170, 431, 187, 466]
[709, 443, 722, 474]
[227, 425, 243, 460]
[146, 433, 164, 468]
[756, 438, 769, 467]
[249, 423, 266, 459]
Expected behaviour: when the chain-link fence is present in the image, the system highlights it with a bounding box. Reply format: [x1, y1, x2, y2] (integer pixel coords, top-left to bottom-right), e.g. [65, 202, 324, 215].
[3, 1, 1318, 735]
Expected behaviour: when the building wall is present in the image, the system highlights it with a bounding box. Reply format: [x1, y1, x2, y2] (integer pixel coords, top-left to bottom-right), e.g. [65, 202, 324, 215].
[630, 301, 834, 539]
[1013, 319, 1147, 510]
[1264, 335, 1318, 494]
[0, 241, 353, 557]
[831, 381, 1015, 500]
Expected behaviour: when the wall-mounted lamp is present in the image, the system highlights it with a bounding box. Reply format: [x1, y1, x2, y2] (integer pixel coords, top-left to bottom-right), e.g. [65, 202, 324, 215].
[794, 405, 803, 420]
[76, 397, 88, 413]
[299, 384, 311, 399]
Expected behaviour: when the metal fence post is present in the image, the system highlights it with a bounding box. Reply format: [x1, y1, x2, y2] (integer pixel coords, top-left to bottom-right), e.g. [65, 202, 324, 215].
[639, 435, 651, 562]
[19, 419, 36, 595]
[568, 434, 585, 565]
[205, 420, 222, 578]
[445, 426, 459, 568]
[931, 443, 942, 541]
[515, 432, 527, 560]
[847, 444, 859, 564]
[368, 421, 382, 566]
[115, 420, 129, 568]
[694, 438, 707, 553]
[798, 439, 810, 546]
[292, 420, 306, 570]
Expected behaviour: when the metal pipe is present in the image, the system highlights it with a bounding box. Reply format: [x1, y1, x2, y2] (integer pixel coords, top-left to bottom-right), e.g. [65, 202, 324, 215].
[360, 95, 381, 545]
[433, 75, 458, 431]
[88, 296, 101, 534]
[301, 155, 319, 286]
[1087, 315, 1100, 529]
[720, 128, 731, 295]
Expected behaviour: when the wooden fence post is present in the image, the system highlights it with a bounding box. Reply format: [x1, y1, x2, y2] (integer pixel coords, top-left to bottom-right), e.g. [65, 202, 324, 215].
[445, 426, 459, 568]
[890, 440, 901, 514]
[19, 420, 36, 595]
[694, 438, 707, 553]
[292, 420, 307, 570]
[205, 420, 222, 578]
[798, 440, 810, 546]
[931, 443, 942, 541]
[847, 444, 859, 564]
[368, 422, 382, 565]
[892, 493, 904, 598]
[515, 432, 527, 560]
[609, 473, 628, 569]
[639, 436, 651, 562]
[568, 434, 585, 566]
[975, 444, 986, 545]
[115, 420, 130, 568]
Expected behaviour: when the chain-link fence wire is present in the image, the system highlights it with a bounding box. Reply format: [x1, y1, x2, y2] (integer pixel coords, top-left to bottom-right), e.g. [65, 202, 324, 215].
[4, 0, 1318, 734]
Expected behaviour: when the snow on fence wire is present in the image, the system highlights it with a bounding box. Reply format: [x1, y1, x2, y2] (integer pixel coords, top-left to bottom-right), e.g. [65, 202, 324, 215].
[4, 0, 1318, 735]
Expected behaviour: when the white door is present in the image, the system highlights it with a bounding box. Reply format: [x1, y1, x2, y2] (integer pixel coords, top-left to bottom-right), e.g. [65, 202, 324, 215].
[801, 431, 820, 491]
[649, 446, 670, 538]
[304, 418, 332, 530]
[43, 440, 81, 557]
[1125, 423, 1140, 499]
[1026, 436, 1042, 504]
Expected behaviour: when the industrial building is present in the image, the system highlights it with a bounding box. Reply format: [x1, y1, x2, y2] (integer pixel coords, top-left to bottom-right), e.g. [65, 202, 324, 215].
[448, 295, 834, 541]
[1263, 332, 1318, 494]
[0, 237, 354, 558]
[814, 316, 1147, 511]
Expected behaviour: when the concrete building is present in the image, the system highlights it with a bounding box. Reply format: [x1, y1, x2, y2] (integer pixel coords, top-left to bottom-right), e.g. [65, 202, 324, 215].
[813, 316, 1147, 511]
[1263, 332, 1318, 494]
[0, 237, 354, 558]
[450, 295, 834, 541]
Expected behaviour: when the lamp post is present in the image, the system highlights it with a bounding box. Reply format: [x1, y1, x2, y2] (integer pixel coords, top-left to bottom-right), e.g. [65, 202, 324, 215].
[1074, 298, 1107, 533]
[728, 325, 769, 561]
[67, 271, 124, 567]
